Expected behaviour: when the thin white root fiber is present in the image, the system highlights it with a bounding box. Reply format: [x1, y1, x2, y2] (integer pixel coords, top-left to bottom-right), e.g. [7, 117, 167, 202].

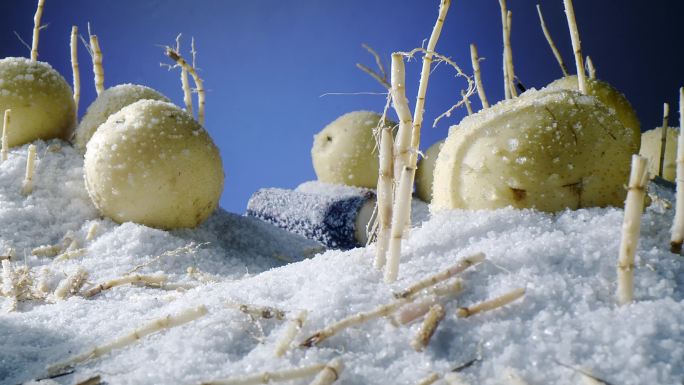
[617, 155, 649, 305]
[22, 144, 37, 195]
[456, 287, 526, 318]
[47, 305, 208, 375]
[671, 87, 684, 253]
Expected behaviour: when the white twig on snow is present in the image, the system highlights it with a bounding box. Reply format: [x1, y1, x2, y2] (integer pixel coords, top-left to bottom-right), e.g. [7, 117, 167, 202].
[410, 303, 445, 351]
[53, 266, 88, 300]
[395, 253, 485, 299]
[456, 287, 525, 318]
[274, 309, 308, 357]
[83, 274, 167, 298]
[308, 357, 344, 385]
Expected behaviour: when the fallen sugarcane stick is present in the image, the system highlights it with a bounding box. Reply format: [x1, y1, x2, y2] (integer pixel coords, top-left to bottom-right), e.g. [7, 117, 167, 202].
[308, 358, 343, 385]
[47, 305, 208, 376]
[83, 274, 167, 298]
[200, 362, 329, 385]
[274, 309, 308, 357]
[394, 253, 485, 299]
[392, 279, 463, 326]
[410, 304, 445, 352]
[456, 287, 525, 318]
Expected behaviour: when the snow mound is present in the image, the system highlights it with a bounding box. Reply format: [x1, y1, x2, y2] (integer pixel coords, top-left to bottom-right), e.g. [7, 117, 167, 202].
[0, 140, 682, 385]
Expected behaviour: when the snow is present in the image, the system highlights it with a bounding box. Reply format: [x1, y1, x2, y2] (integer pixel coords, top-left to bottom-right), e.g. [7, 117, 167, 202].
[1, 140, 683, 385]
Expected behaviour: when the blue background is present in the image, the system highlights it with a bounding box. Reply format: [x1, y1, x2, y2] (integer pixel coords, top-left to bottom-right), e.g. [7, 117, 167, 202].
[0, 1, 682, 213]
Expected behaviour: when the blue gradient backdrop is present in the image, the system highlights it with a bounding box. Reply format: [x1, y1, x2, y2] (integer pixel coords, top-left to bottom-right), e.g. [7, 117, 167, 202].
[0, 1, 682, 213]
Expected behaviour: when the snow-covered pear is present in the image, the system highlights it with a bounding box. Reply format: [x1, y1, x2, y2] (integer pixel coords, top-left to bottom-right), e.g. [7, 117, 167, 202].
[415, 139, 444, 203]
[312, 111, 394, 189]
[432, 88, 635, 212]
[84, 100, 224, 229]
[74, 84, 170, 152]
[0, 57, 75, 146]
[547, 75, 640, 152]
[639, 126, 679, 182]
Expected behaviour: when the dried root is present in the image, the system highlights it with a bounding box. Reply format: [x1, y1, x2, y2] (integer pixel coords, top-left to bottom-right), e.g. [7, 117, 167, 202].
[356, 43, 390, 90]
[536, 4, 569, 77]
[164, 40, 205, 125]
[47, 305, 208, 376]
[456, 287, 525, 318]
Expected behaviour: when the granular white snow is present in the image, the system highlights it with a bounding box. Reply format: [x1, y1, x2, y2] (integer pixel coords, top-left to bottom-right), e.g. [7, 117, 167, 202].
[0, 140, 682, 385]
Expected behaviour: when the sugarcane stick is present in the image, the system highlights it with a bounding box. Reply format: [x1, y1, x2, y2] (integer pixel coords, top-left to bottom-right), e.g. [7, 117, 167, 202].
[563, 0, 587, 94]
[53, 248, 86, 262]
[456, 287, 526, 318]
[165, 46, 205, 126]
[274, 310, 307, 357]
[47, 305, 208, 375]
[375, 125, 394, 270]
[53, 266, 88, 300]
[1, 109, 9, 162]
[83, 274, 167, 298]
[416, 373, 440, 385]
[85, 222, 99, 241]
[505, 10, 517, 98]
[659, 103, 670, 177]
[410, 304, 445, 351]
[395, 253, 485, 299]
[30, 0, 45, 62]
[385, 166, 413, 283]
[390, 53, 413, 185]
[71, 26, 80, 117]
[499, 0, 511, 99]
[586, 56, 596, 79]
[469, 43, 489, 109]
[22, 144, 37, 195]
[308, 358, 343, 385]
[2, 259, 17, 312]
[671, 88, 684, 253]
[536, 4, 569, 77]
[89, 33, 104, 95]
[200, 362, 328, 385]
[392, 279, 463, 325]
[617, 163, 649, 304]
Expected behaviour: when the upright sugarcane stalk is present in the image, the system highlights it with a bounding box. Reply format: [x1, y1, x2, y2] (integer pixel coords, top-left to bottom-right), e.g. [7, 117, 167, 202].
[30, 0, 45, 62]
[375, 125, 394, 270]
[659, 103, 670, 178]
[536, 4, 569, 77]
[617, 155, 649, 305]
[391, 53, 413, 186]
[586, 56, 596, 79]
[165, 46, 205, 126]
[70, 26, 80, 117]
[469, 43, 489, 109]
[22, 144, 37, 195]
[499, 0, 511, 99]
[671, 87, 684, 253]
[89, 34, 105, 96]
[385, 0, 450, 283]
[506, 10, 517, 97]
[563, 0, 587, 94]
[1, 109, 9, 162]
